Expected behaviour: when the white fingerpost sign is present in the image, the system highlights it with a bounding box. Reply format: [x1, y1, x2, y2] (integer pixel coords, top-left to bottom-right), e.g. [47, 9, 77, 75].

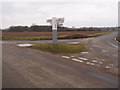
[47, 17, 64, 44]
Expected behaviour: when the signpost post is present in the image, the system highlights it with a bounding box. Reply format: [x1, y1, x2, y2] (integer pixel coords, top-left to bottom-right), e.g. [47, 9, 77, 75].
[47, 17, 64, 44]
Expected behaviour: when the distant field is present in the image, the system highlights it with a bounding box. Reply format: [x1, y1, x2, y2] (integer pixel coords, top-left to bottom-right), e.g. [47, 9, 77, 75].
[2, 31, 108, 37]
[2, 31, 111, 40]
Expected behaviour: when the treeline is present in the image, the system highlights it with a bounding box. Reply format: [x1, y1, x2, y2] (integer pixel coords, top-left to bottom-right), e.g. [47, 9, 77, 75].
[2, 25, 103, 32]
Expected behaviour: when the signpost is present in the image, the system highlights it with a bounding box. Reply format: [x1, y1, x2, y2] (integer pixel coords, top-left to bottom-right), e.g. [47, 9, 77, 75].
[47, 17, 64, 44]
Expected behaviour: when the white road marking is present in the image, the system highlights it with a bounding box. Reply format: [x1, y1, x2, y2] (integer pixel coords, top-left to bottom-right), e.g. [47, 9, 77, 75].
[72, 58, 83, 63]
[17, 44, 33, 47]
[79, 57, 88, 61]
[86, 62, 94, 66]
[81, 52, 89, 54]
[68, 42, 80, 44]
[105, 66, 110, 69]
[62, 56, 70, 59]
[86, 62, 90, 64]
[92, 60, 98, 63]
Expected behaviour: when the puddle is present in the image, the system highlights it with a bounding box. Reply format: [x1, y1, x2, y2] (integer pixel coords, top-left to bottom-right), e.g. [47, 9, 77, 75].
[17, 44, 33, 47]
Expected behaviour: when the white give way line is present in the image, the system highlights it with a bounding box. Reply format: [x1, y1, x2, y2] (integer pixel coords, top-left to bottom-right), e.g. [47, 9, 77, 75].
[72, 58, 83, 63]
[62, 56, 70, 59]
[62, 56, 87, 63]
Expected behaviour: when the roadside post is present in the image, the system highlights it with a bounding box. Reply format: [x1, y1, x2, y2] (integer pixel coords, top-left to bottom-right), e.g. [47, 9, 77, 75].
[47, 17, 64, 44]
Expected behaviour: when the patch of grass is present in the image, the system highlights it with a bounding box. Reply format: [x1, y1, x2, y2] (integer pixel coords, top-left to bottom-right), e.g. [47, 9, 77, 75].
[89, 32, 112, 37]
[2, 36, 51, 40]
[0, 37, 2, 40]
[29, 43, 86, 54]
[116, 36, 120, 42]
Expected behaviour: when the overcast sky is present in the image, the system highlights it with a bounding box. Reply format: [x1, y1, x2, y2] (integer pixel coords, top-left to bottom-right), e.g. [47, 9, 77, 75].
[0, 0, 119, 29]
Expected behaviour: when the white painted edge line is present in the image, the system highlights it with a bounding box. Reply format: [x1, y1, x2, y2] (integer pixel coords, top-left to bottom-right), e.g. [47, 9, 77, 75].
[62, 56, 70, 59]
[72, 58, 83, 63]
[115, 38, 118, 43]
[79, 57, 88, 61]
[90, 63, 94, 66]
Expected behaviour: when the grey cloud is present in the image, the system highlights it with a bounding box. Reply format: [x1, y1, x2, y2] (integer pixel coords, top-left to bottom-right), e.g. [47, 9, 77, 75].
[1, 0, 118, 28]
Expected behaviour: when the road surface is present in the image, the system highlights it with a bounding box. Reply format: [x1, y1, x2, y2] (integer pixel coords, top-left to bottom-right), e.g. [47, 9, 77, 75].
[2, 32, 118, 88]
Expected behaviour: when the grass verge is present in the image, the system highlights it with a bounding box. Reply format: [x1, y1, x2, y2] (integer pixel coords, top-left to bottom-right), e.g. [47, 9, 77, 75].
[28, 43, 86, 54]
[116, 36, 120, 42]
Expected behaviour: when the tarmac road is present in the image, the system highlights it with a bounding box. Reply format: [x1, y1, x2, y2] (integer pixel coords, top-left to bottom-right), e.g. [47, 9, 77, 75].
[86, 32, 118, 66]
[2, 32, 119, 88]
